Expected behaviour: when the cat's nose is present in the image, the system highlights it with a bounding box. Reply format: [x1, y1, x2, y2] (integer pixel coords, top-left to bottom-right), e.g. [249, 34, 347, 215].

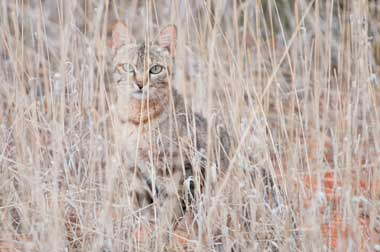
[135, 75, 145, 89]
[135, 81, 143, 90]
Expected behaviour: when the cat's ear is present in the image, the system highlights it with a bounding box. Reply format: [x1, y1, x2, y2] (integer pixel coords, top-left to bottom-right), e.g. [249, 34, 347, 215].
[112, 21, 135, 55]
[159, 25, 177, 55]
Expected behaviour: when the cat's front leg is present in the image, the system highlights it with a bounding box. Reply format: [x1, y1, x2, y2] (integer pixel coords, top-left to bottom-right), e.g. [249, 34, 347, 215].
[155, 169, 184, 228]
[139, 168, 182, 251]
[124, 168, 157, 250]
[125, 168, 153, 219]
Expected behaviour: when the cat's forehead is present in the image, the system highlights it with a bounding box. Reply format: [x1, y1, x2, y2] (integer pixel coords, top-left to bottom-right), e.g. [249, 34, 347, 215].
[114, 43, 168, 65]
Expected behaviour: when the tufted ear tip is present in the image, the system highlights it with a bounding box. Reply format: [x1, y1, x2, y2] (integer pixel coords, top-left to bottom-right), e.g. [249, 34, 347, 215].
[159, 25, 177, 55]
[111, 21, 134, 55]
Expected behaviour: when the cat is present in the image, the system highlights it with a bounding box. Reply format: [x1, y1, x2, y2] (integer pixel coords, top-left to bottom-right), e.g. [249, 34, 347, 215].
[111, 21, 231, 233]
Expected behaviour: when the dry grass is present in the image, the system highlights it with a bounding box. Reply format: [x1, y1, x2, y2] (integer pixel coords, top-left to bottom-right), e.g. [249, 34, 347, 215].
[1, 0, 380, 251]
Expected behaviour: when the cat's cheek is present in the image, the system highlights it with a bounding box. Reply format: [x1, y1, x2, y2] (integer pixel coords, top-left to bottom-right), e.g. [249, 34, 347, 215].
[150, 72, 167, 82]
[115, 84, 131, 97]
[149, 74, 158, 80]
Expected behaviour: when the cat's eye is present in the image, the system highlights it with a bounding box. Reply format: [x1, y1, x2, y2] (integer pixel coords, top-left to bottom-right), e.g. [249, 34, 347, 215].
[121, 63, 135, 73]
[149, 65, 163, 74]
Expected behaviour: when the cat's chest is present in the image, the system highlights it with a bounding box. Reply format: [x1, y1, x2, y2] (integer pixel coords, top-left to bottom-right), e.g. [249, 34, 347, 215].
[118, 121, 181, 170]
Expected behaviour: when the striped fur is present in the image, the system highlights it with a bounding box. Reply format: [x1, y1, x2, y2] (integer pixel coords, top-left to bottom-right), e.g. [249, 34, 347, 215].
[111, 22, 231, 230]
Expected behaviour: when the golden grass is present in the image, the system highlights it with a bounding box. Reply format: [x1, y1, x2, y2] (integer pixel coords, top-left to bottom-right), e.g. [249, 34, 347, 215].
[1, 0, 380, 251]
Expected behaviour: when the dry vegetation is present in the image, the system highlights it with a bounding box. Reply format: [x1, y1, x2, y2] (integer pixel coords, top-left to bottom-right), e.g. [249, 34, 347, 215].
[1, 0, 380, 251]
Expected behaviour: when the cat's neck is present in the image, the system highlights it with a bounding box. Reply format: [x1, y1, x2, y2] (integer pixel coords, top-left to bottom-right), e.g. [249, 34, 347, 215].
[117, 88, 180, 126]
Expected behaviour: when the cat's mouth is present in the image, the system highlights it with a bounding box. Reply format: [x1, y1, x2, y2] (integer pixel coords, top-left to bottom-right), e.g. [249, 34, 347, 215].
[132, 90, 147, 100]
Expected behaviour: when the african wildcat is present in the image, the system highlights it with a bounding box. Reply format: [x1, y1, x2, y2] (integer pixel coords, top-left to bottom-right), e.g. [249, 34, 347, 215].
[111, 21, 230, 229]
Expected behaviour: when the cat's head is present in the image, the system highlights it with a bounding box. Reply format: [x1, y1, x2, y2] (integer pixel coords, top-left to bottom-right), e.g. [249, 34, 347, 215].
[111, 22, 177, 101]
